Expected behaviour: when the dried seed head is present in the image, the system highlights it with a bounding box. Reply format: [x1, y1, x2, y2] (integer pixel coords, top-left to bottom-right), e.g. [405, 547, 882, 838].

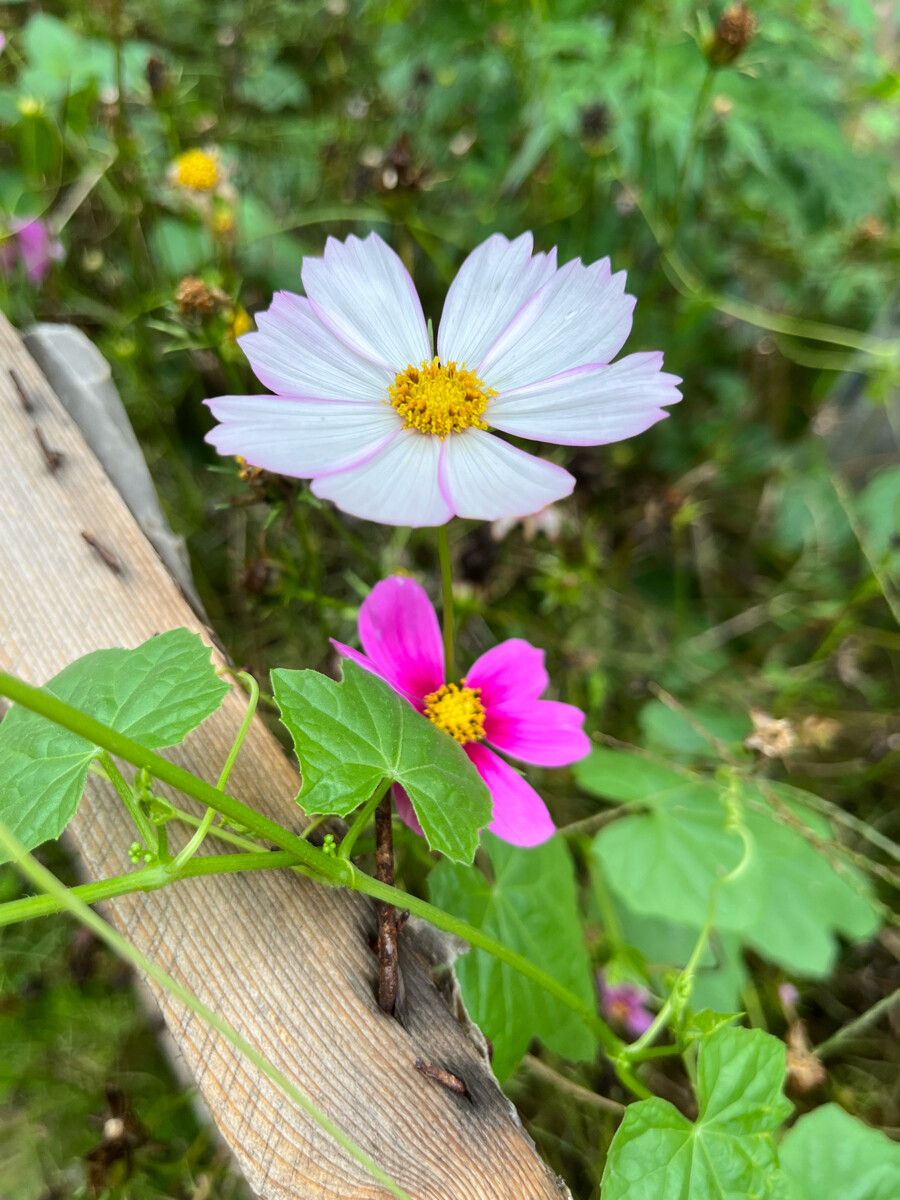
[176, 276, 217, 314]
[707, 3, 756, 68]
[745, 709, 797, 758]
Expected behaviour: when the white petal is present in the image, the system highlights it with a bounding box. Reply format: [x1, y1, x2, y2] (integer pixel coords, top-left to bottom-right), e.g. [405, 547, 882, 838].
[478, 257, 635, 391]
[311, 429, 452, 527]
[205, 396, 401, 476]
[240, 292, 393, 400]
[488, 353, 682, 445]
[439, 429, 574, 521]
[301, 233, 431, 370]
[437, 232, 558, 368]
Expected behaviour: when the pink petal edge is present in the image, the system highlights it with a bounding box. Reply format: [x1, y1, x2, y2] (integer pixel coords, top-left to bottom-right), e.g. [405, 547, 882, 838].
[465, 742, 555, 847]
[357, 577, 444, 700]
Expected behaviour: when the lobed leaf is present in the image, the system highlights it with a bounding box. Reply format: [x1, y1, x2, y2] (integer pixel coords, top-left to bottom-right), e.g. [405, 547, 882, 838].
[428, 833, 597, 1080]
[578, 748, 880, 977]
[779, 1104, 900, 1200]
[271, 659, 491, 864]
[0, 629, 229, 859]
[602, 1026, 793, 1200]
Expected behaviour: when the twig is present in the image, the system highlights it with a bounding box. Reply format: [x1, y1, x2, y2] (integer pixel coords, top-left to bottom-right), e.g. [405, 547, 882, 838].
[520, 1055, 624, 1116]
[375, 792, 400, 1014]
[815, 989, 900, 1060]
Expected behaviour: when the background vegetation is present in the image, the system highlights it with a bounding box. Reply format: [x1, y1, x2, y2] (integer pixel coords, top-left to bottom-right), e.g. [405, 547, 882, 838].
[1, 1, 897, 1197]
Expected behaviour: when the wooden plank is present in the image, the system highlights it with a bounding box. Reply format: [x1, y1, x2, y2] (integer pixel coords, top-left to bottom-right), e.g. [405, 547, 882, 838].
[0, 313, 569, 1200]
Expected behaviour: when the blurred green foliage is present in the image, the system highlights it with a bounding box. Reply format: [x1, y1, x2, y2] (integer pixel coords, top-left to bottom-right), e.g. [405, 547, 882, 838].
[1, 1, 898, 1197]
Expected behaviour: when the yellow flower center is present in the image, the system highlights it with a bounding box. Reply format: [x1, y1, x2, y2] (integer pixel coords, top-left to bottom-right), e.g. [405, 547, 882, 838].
[388, 357, 494, 438]
[173, 149, 219, 191]
[424, 681, 486, 744]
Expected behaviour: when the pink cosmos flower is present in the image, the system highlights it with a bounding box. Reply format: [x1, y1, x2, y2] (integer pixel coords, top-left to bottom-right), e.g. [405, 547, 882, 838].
[597, 974, 655, 1039]
[205, 231, 681, 527]
[332, 575, 591, 846]
[0, 217, 65, 284]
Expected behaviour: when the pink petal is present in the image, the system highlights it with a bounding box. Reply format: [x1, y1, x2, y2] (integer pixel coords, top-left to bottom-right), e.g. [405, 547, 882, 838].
[242, 292, 393, 400]
[438, 429, 574, 521]
[465, 743, 555, 847]
[7, 218, 63, 284]
[204, 396, 400, 477]
[437, 232, 558, 368]
[301, 233, 431, 370]
[488, 353, 682, 446]
[465, 640, 549, 706]
[478, 257, 635, 392]
[311, 429, 452, 527]
[484, 699, 591, 767]
[392, 784, 425, 837]
[357, 576, 444, 701]
[330, 641, 423, 707]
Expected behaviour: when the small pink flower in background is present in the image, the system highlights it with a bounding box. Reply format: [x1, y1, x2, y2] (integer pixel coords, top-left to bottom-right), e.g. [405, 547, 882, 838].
[779, 982, 800, 1015]
[598, 973, 655, 1039]
[332, 575, 590, 846]
[205, 231, 681, 527]
[0, 217, 65, 284]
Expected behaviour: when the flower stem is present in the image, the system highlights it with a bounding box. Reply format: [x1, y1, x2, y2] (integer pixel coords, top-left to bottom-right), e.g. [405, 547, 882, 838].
[670, 62, 715, 237]
[436, 523, 455, 680]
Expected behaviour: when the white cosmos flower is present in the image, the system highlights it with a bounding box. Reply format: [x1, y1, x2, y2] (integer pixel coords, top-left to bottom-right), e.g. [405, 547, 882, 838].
[205, 232, 681, 527]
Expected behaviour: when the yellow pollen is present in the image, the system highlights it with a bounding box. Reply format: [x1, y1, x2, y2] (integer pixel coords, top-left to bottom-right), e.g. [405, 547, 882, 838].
[424, 681, 486, 744]
[388, 357, 494, 438]
[173, 149, 219, 191]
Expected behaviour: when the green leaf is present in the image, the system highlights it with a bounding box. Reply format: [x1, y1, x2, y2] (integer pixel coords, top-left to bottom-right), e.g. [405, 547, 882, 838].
[638, 699, 751, 763]
[427, 833, 597, 1081]
[779, 1104, 900, 1200]
[681, 1008, 743, 1046]
[602, 1026, 793, 1200]
[271, 660, 491, 864]
[614, 904, 749, 1014]
[236, 62, 308, 112]
[0, 630, 229, 859]
[855, 465, 900, 586]
[579, 749, 880, 976]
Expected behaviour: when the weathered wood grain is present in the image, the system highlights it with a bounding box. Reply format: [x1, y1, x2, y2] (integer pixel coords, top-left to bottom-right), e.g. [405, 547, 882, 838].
[0, 313, 569, 1200]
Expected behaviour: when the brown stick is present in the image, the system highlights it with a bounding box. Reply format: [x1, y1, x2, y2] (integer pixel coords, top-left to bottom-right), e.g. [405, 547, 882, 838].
[375, 792, 400, 1014]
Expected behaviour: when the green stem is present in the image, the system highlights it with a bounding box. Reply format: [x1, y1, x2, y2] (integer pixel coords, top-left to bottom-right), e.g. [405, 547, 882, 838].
[0, 670, 643, 1093]
[99, 751, 157, 850]
[172, 672, 259, 871]
[0, 851, 305, 928]
[339, 778, 391, 860]
[170, 807, 267, 853]
[624, 898, 716, 1060]
[436, 523, 455, 680]
[0, 821, 411, 1200]
[216, 672, 260, 791]
[670, 63, 715, 236]
[171, 806, 217, 871]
